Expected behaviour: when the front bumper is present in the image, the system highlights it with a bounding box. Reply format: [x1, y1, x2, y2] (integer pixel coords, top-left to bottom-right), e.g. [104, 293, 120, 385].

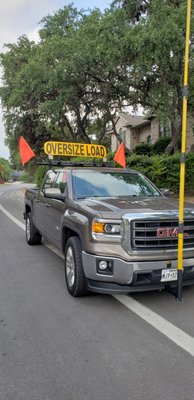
[82, 252, 194, 294]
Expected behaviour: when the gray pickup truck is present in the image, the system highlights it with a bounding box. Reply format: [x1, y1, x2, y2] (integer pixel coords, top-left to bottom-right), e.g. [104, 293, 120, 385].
[24, 166, 194, 296]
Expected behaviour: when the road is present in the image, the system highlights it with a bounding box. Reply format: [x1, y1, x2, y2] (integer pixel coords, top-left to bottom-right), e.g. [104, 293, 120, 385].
[0, 183, 194, 400]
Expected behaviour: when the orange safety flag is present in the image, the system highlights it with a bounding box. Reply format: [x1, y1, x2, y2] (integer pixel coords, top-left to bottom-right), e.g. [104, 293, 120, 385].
[114, 142, 126, 168]
[19, 136, 35, 165]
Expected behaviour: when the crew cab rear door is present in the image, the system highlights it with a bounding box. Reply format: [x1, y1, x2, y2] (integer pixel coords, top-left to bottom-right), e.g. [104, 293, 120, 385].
[34, 170, 57, 237]
[38, 170, 68, 248]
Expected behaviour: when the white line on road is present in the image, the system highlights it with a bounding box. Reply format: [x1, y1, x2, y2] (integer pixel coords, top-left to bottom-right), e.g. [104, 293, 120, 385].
[1, 202, 194, 358]
[113, 295, 194, 358]
[0, 204, 25, 230]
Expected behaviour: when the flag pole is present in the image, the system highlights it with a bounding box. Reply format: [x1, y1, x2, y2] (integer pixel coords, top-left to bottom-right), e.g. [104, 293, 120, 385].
[176, 0, 192, 302]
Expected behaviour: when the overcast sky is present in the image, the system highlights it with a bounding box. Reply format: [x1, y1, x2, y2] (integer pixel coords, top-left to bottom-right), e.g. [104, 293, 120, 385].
[0, 0, 110, 159]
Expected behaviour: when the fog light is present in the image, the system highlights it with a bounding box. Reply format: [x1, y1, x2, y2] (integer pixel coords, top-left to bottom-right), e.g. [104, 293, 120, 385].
[96, 259, 114, 275]
[99, 260, 108, 270]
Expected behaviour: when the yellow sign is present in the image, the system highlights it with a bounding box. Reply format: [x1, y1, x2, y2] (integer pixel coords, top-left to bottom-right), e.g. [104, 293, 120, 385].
[44, 141, 107, 158]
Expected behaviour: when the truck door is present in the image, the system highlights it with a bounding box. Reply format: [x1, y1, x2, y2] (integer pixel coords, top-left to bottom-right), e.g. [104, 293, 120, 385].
[34, 170, 57, 237]
[39, 170, 68, 248]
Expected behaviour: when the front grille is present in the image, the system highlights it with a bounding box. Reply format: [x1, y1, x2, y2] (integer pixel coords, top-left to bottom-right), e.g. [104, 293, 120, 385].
[132, 219, 194, 250]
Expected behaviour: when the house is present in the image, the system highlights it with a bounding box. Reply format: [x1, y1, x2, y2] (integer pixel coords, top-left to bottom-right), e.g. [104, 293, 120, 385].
[111, 113, 194, 152]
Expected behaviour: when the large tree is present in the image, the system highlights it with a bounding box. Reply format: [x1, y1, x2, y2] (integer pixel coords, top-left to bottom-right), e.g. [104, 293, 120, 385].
[122, 0, 194, 152]
[1, 1, 193, 161]
[0, 5, 134, 162]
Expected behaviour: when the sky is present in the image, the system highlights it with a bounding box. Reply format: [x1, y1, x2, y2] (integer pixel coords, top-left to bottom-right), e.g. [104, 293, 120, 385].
[0, 0, 111, 159]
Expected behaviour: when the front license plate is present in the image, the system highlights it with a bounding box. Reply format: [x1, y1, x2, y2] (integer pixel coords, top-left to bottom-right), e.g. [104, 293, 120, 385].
[161, 268, 178, 282]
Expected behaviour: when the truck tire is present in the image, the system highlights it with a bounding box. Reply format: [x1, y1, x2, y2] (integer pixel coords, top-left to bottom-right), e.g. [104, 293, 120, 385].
[64, 236, 87, 297]
[26, 212, 42, 245]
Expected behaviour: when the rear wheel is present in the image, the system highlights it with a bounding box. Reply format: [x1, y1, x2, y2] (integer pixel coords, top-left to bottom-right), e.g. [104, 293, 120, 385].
[64, 236, 87, 297]
[26, 212, 42, 245]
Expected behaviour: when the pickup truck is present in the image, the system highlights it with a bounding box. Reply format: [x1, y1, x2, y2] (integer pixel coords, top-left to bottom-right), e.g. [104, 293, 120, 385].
[24, 166, 194, 296]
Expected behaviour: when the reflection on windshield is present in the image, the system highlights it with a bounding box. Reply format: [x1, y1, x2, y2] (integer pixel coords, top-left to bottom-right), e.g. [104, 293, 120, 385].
[72, 171, 160, 199]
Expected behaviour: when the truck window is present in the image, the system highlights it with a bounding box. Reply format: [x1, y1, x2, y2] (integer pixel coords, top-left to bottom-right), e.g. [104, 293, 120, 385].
[72, 171, 160, 198]
[42, 171, 57, 191]
[55, 171, 67, 194]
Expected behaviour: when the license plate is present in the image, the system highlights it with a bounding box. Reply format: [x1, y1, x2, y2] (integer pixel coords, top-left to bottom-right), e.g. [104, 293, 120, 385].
[161, 268, 178, 282]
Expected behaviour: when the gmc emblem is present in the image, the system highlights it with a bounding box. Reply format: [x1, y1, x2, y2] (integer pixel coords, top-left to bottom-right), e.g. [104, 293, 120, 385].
[157, 228, 188, 238]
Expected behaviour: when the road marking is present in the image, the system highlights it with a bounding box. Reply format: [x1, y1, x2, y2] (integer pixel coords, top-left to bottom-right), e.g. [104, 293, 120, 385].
[0, 203, 63, 258]
[0, 202, 194, 358]
[113, 295, 194, 358]
[0, 204, 25, 231]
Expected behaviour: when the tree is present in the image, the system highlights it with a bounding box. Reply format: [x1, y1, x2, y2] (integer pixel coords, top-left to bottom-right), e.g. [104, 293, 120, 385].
[0, 5, 135, 161]
[121, 0, 194, 153]
[1, 1, 192, 160]
[0, 158, 12, 181]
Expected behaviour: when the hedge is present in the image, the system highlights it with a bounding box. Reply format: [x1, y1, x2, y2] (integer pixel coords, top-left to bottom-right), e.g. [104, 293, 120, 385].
[126, 152, 194, 191]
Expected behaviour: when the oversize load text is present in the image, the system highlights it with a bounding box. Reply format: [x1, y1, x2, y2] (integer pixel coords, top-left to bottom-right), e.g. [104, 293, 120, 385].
[44, 142, 107, 158]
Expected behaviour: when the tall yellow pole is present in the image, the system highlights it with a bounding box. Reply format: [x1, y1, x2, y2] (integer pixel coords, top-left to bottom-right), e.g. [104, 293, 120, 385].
[177, 0, 192, 302]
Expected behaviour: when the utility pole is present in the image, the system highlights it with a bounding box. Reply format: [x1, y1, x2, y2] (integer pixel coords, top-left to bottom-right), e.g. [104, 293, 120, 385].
[176, 0, 192, 302]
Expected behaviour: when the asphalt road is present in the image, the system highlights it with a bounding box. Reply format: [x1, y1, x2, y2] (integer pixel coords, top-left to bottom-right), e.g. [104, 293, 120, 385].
[0, 183, 194, 400]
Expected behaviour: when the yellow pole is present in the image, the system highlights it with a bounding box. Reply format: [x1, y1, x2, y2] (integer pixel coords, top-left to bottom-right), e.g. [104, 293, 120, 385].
[177, 0, 192, 302]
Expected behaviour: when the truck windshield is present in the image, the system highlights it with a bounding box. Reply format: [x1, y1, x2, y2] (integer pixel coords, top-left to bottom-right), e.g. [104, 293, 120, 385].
[72, 170, 160, 199]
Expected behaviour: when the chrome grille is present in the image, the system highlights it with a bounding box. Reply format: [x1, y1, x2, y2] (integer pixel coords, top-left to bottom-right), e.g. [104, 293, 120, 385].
[132, 219, 194, 250]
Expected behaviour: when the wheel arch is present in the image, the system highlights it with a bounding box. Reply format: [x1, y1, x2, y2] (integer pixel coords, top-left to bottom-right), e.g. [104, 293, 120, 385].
[25, 204, 31, 218]
[62, 225, 82, 253]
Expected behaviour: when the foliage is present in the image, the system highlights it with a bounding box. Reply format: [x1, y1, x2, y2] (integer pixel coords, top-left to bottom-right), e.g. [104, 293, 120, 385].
[34, 165, 49, 187]
[123, 0, 194, 153]
[20, 173, 35, 183]
[0, 1, 194, 162]
[106, 151, 115, 162]
[0, 158, 12, 181]
[133, 142, 154, 156]
[152, 136, 171, 155]
[125, 152, 194, 191]
[0, 5, 134, 165]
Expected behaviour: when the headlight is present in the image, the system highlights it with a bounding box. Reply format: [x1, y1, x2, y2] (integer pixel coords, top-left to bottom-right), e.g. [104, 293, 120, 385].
[104, 223, 121, 234]
[92, 219, 121, 240]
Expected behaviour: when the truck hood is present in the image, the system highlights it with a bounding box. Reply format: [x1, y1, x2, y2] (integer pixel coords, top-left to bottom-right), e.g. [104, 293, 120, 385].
[79, 196, 194, 219]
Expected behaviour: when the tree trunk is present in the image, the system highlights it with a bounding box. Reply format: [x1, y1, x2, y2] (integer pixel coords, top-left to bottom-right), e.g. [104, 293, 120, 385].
[165, 114, 181, 154]
[108, 111, 131, 155]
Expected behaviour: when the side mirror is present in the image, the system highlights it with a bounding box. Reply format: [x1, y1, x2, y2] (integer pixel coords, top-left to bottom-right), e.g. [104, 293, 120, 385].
[160, 188, 170, 197]
[44, 187, 66, 201]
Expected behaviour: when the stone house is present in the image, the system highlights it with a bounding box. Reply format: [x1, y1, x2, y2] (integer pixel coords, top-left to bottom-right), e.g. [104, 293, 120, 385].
[111, 113, 194, 152]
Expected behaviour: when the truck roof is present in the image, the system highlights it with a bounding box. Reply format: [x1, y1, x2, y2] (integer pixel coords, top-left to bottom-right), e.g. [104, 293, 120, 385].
[52, 167, 139, 174]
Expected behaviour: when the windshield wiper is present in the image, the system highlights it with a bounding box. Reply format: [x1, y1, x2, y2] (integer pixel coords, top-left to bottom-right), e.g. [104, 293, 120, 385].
[76, 195, 102, 200]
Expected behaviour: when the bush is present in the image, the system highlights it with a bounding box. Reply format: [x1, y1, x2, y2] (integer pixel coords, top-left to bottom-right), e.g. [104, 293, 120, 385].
[34, 165, 49, 187]
[125, 152, 194, 192]
[20, 173, 35, 183]
[0, 158, 12, 181]
[133, 142, 154, 156]
[153, 136, 171, 154]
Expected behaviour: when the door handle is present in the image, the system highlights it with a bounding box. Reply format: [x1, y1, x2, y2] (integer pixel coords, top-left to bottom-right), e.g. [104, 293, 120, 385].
[34, 199, 40, 203]
[45, 203, 50, 208]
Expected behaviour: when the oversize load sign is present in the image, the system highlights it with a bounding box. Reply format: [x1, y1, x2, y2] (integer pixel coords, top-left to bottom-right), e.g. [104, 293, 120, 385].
[44, 141, 107, 158]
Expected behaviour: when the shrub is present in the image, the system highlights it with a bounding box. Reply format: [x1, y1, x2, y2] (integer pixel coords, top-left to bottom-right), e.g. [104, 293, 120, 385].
[20, 173, 35, 183]
[133, 142, 154, 156]
[0, 158, 12, 181]
[34, 165, 49, 187]
[153, 136, 171, 154]
[143, 155, 168, 188]
[125, 152, 194, 192]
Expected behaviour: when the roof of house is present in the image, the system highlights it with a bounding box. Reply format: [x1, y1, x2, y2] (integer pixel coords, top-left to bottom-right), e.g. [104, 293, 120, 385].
[119, 113, 151, 128]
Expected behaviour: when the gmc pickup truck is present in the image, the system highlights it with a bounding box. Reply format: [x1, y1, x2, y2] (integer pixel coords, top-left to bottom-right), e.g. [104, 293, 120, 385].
[24, 166, 194, 296]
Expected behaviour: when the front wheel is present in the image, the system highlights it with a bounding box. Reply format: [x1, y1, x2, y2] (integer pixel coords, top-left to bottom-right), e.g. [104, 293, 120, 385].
[26, 212, 42, 245]
[64, 236, 87, 297]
